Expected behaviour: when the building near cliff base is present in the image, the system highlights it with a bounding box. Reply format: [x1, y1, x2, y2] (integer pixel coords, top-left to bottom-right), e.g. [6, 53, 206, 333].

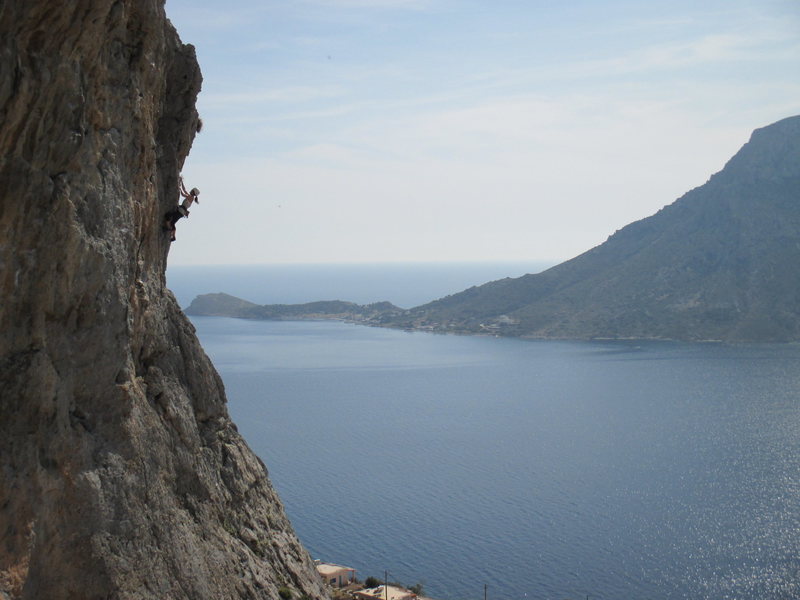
[315, 561, 356, 587]
[354, 585, 417, 600]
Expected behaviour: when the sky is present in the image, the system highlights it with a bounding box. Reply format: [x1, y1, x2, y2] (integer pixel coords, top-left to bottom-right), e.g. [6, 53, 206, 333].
[164, 0, 800, 266]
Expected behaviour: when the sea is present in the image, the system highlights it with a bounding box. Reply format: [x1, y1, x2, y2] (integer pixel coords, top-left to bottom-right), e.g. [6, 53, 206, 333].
[167, 263, 800, 600]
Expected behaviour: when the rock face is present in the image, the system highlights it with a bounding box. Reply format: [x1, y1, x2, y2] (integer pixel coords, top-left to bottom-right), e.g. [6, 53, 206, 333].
[0, 2, 327, 599]
[389, 116, 800, 342]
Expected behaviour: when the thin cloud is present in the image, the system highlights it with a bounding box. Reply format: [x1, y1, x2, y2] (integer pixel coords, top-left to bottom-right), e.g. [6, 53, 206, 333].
[618, 32, 791, 71]
[299, 0, 438, 10]
[432, 28, 799, 99]
[201, 85, 346, 108]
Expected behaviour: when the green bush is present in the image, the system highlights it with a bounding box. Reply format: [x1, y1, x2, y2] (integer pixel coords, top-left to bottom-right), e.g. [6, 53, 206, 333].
[278, 587, 293, 600]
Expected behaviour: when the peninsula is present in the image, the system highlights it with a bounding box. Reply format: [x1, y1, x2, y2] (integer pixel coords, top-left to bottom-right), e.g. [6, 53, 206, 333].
[186, 293, 403, 325]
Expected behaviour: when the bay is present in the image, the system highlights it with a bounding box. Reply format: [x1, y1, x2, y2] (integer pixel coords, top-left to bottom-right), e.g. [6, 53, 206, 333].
[191, 315, 800, 600]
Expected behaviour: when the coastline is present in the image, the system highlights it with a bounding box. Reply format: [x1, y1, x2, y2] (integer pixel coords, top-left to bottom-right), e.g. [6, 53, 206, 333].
[183, 293, 753, 344]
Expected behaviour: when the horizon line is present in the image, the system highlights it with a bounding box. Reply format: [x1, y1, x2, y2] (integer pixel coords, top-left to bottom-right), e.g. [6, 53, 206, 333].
[167, 258, 564, 268]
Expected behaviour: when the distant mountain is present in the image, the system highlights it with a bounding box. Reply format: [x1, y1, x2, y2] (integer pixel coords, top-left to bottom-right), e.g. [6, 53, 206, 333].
[186, 292, 403, 323]
[385, 116, 800, 342]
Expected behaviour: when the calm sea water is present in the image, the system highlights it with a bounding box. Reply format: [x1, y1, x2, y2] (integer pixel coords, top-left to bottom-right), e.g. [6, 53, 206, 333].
[173, 265, 800, 600]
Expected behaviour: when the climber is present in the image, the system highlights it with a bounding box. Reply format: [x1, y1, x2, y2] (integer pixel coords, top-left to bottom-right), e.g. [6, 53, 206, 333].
[164, 176, 200, 241]
[179, 176, 200, 211]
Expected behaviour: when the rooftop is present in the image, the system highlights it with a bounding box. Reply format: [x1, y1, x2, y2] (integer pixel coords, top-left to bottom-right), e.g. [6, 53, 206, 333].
[315, 562, 356, 577]
[355, 585, 417, 600]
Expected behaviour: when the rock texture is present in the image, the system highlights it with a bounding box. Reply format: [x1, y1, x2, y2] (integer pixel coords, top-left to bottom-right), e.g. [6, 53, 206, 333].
[388, 116, 800, 342]
[0, 2, 328, 599]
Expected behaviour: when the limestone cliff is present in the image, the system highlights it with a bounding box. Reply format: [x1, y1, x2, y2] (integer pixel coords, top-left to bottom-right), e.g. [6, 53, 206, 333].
[0, 2, 328, 599]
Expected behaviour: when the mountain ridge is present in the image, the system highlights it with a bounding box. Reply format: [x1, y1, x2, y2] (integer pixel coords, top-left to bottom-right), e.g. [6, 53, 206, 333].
[385, 115, 800, 342]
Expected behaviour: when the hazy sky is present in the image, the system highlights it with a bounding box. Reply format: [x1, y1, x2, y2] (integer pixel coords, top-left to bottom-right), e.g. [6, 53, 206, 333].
[165, 0, 800, 265]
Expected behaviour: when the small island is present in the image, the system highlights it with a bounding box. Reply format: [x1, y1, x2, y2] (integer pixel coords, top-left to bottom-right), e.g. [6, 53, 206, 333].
[186, 292, 404, 326]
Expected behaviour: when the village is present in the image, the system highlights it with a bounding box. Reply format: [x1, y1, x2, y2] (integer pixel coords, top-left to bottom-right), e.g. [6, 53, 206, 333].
[314, 561, 434, 600]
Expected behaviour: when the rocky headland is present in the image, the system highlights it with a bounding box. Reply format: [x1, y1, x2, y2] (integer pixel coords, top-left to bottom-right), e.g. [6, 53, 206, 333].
[0, 2, 327, 599]
[393, 116, 800, 342]
[186, 293, 403, 325]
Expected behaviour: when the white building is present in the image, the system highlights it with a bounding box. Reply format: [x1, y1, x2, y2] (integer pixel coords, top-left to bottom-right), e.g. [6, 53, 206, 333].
[315, 561, 357, 588]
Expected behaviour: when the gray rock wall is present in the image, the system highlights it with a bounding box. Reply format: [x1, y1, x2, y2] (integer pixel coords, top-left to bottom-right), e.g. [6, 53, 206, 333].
[0, 2, 327, 599]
